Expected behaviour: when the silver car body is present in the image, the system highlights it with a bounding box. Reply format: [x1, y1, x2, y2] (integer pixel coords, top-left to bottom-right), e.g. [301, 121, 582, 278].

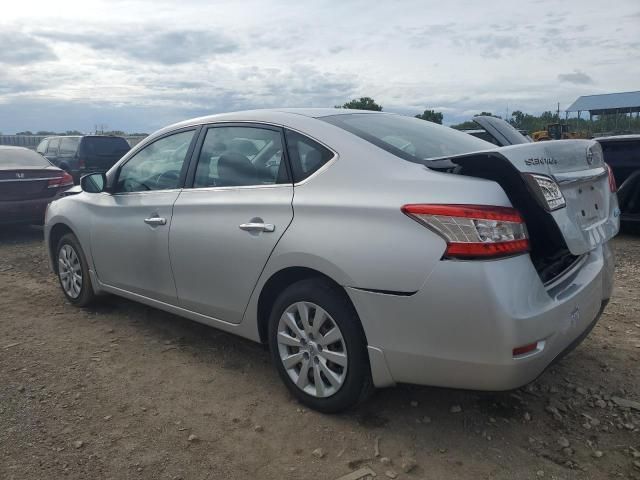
[45, 108, 619, 390]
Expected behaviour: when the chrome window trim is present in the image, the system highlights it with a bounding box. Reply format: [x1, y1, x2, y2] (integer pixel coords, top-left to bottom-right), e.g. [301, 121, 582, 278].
[179, 183, 293, 193]
[111, 188, 184, 197]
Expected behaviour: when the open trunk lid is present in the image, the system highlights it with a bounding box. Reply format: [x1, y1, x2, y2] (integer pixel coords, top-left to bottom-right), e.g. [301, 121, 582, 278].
[432, 140, 619, 257]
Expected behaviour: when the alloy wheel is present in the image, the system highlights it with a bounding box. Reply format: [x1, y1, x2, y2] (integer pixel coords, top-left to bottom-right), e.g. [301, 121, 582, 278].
[58, 244, 82, 299]
[276, 301, 348, 398]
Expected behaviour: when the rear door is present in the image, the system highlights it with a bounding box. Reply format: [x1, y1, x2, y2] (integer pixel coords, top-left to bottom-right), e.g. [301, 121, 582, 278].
[169, 124, 294, 323]
[89, 128, 198, 303]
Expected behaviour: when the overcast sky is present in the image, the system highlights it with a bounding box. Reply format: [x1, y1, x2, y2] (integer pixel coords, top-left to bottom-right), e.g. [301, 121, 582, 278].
[1, 0, 638, 134]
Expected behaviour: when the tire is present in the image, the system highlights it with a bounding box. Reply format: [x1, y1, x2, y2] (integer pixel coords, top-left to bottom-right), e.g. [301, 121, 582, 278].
[268, 278, 372, 413]
[55, 233, 95, 307]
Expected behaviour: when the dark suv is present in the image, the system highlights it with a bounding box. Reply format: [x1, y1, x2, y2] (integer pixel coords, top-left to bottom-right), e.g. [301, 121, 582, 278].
[36, 135, 131, 183]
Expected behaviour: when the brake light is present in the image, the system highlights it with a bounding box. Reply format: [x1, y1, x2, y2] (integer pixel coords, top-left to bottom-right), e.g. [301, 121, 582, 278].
[525, 174, 566, 211]
[401, 204, 530, 259]
[48, 172, 74, 188]
[605, 163, 617, 193]
[78, 158, 86, 169]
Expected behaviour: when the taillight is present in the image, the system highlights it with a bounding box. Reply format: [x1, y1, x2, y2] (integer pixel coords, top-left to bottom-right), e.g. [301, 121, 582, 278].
[78, 158, 86, 169]
[524, 174, 566, 211]
[401, 204, 530, 259]
[605, 163, 617, 193]
[48, 172, 74, 188]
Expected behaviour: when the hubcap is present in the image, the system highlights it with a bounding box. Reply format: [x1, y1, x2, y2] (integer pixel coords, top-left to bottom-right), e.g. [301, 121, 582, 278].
[277, 301, 348, 398]
[58, 244, 82, 299]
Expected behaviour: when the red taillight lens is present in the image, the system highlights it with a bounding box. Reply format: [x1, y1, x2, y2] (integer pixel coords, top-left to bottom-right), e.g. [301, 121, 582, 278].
[48, 172, 75, 189]
[605, 163, 617, 193]
[78, 158, 86, 169]
[402, 204, 530, 259]
[512, 342, 538, 357]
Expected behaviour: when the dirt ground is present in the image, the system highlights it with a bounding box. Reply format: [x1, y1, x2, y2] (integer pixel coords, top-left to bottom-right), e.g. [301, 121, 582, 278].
[1, 226, 639, 480]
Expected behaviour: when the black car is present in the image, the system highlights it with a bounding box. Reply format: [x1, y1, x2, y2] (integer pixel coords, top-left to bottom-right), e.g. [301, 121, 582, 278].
[596, 135, 640, 225]
[36, 135, 130, 183]
[0, 146, 74, 225]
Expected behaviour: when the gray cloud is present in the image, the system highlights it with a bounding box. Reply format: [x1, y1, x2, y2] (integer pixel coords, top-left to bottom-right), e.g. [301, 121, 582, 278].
[39, 28, 238, 64]
[558, 70, 594, 85]
[0, 31, 57, 65]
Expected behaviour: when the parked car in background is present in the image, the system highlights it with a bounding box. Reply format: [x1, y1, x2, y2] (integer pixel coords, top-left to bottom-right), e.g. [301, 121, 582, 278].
[36, 135, 130, 183]
[595, 135, 640, 225]
[1, 146, 74, 225]
[45, 109, 618, 412]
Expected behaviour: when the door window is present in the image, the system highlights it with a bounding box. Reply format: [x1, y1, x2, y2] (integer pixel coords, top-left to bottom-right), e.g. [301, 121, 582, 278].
[193, 126, 287, 188]
[60, 137, 81, 154]
[46, 138, 60, 154]
[115, 130, 195, 193]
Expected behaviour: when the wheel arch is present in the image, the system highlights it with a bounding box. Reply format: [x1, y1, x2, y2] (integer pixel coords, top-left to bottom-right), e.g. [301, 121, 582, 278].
[48, 223, 77, 273]
[256, 266, 367, 346]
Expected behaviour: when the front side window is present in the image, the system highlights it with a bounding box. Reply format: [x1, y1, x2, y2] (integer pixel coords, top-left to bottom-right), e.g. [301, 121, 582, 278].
[60, 137, 81, 154]
[193, 126, 286, 188]
[321, 113, 491, 163]
[115, 130, 195, 193]
[36, 139, 49, 154]
[284, 129, 334, 182]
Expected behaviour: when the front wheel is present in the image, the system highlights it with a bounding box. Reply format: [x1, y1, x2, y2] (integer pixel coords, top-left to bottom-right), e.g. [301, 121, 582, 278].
[268, 278, 372, 413]
[56, 233, 95, 307]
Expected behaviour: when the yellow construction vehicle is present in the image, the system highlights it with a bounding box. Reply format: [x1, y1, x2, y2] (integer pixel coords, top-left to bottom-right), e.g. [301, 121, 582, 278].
[532, 123, 588, 141]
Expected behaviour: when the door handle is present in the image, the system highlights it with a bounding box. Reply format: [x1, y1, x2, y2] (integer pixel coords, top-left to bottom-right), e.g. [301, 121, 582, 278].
[144, 217, 167, 226]
[239, 222, 275, 233]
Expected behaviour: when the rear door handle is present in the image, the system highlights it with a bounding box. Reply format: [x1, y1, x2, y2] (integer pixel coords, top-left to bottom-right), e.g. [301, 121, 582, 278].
[239, 222, 275, 233]
[144, 217, 167, 226]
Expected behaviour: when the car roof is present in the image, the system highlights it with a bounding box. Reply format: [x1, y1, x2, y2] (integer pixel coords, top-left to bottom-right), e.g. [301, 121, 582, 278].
[154, 108, 386, 140]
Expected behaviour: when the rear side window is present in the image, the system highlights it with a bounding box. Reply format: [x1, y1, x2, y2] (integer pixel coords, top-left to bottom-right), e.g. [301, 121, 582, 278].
[80, 137, 130, 156]
[60, 137, 81, 154]
[284, 129, 334, 182]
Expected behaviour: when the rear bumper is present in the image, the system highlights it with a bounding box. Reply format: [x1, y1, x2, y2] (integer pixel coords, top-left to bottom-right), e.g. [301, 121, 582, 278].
[348, 241, 615, 390]
[0, 195, 61, 225]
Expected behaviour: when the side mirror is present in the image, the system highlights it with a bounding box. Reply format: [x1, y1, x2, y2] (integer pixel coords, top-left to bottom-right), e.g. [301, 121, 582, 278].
[80, 172, 107, 193]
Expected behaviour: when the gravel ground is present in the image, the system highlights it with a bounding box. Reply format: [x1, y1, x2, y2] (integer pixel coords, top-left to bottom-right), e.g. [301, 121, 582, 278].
[1, 225, 639, 480]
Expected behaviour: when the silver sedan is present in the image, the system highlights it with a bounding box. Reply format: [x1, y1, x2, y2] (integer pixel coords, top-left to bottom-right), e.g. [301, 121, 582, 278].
[45, 109, 619, 412]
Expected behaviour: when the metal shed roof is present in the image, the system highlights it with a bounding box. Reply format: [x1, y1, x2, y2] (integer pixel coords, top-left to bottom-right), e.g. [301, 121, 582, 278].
[566, 91, 640, 114]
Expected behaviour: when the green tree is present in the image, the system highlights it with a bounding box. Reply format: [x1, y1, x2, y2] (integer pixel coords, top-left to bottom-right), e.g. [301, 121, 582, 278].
[338, 97, 383, 111]
[415, 109, 443, 124]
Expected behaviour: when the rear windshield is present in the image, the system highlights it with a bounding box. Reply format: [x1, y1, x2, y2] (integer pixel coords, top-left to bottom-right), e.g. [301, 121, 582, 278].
[321, 113, 491, 163]
[0, 147, 51, 168]
[80, 137, 130, 156]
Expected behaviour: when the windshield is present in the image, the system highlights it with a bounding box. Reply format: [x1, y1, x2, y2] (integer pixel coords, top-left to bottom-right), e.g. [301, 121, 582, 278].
[0, 147, 52, 168]
[321, 113, 492, 162]
[80, 136, 130, 156]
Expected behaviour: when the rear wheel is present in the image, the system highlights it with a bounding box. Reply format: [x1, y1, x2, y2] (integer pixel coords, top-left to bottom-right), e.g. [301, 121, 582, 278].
[268, 278, 372, 413]
[56, 233, 95, 307]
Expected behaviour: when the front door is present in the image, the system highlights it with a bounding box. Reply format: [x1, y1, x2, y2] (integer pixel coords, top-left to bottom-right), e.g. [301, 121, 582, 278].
[170, 124, 294, 323]
[89, 128, 197, 304]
